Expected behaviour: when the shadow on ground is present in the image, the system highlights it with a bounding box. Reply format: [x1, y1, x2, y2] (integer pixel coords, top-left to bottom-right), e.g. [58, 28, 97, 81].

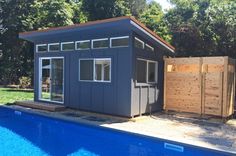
[3, 89, 33, 93]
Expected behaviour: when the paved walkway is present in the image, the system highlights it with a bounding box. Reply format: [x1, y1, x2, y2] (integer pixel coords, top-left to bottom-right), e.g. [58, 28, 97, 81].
[7, 105, 236, 155]
[103, 114, 236, 154]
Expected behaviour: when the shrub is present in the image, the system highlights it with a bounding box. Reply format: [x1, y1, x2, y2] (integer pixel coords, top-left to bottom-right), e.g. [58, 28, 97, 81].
[19, 76, 31, 89]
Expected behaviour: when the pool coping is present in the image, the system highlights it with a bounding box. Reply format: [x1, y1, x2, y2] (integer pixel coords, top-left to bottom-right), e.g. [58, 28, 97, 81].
[1, 105, 236, 155]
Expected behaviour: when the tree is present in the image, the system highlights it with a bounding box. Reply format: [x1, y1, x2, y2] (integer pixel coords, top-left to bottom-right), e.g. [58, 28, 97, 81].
[125, 0, 147, 17]
[166, 0, 236, 57]
[205, 0, 236, 57]
[0, 0, 35, 84]
[81, 0, 130, 21]
[139, 1, 171, 42]
[0, 0, 85, 85]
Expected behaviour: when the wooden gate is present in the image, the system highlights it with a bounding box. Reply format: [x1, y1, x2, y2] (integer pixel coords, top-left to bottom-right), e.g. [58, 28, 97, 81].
[164, 56, 235, 117]
[202, 57, 224, 116]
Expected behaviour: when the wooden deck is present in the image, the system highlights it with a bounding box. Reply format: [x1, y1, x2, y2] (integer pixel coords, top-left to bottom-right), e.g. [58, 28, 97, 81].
[15, 101, 66, 112]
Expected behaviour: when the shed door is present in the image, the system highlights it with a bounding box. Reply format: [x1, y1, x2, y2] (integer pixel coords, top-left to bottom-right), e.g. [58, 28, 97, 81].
[39, 57, 64, 104]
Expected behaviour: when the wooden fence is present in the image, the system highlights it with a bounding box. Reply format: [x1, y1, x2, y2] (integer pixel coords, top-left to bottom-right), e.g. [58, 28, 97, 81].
[164, 56, 235, 117]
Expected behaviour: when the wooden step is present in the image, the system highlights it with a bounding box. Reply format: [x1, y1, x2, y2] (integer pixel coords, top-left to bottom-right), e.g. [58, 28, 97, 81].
[15, 101, 66, 112]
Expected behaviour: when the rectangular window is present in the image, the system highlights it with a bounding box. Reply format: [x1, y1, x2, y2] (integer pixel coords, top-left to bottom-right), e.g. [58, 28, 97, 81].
[36, 44, 47, 52]
[136, 59, 147, 83]
[110, 36, 129, 48]
[79, 58, 111, 82]
[61, 42, 74, 51]
[48, 43, 60, 52]
[145, 44, 154, 52]
[134, 37, 144, 49]
[76, 40, 90, 50]
[92, 38, 109, 49]
[148, 61, 157, 83]
[79, 60, 94, 81]
[95, 59, 111, 82]
[136, 59, 157, 84]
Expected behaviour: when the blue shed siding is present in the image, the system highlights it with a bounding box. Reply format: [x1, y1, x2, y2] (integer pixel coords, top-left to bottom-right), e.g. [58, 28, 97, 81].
[130, 32, 168, 116]
[33, 27, 133, 116]
[67, 47, 132, 116]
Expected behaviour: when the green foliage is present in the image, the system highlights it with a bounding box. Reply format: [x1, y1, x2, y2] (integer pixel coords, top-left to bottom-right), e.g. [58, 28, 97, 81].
[205, 0, 236, 57]
[139, 1, 171, 42]
[125, 0, 147, 17]
[81, 0, 130, 21]
[19, 76, 31, 89]
[166, 0, 236, 57]
[0, 0, 85, 85]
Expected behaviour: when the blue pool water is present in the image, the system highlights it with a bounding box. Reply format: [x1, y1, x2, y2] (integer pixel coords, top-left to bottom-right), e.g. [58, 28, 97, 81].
[0, 107, 232, 156]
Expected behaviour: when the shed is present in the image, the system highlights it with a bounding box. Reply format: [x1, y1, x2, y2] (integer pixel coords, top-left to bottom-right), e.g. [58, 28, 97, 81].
[164, 56, 235, 117]
[19, 16, 175, 117]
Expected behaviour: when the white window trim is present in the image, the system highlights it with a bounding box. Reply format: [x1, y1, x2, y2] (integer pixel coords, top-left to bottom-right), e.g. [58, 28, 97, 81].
[134, 37, 144, 49]
[147, 60, 158, 83]
[48, 43, 60, 52]
[61, 41, 74, 51]
[145, 43, 154, 52]
[91, 38, 109, 49]
[75, 40, 90, 50]
[36, 44, 47, 53]
[94, 58, 111, 82]
[38, 56, 64, 104]
[79, 58, 111, 83]
[136, 58, 158, 84]
[110, 36, 129, 48]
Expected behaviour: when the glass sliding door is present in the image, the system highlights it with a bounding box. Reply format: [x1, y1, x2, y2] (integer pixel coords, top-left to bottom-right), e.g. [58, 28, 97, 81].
[39, 57, 64, 103]
[51, 59, 64, 102]
[41, 59, 51, 100]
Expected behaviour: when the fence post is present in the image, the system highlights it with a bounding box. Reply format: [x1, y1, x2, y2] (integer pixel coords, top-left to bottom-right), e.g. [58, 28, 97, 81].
[200, 57, 204, 115]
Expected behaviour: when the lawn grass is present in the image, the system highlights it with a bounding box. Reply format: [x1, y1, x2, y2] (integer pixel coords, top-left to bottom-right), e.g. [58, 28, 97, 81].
[0, 87, 34, 104]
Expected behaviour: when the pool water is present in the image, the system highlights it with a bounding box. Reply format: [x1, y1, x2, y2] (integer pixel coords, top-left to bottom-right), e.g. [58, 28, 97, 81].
[0, 107, 231, 156]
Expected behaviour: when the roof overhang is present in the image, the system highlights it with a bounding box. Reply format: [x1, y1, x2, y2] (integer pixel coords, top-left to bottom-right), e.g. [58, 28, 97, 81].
[129, 17, 175, 53]
[19, 16, 175, 53]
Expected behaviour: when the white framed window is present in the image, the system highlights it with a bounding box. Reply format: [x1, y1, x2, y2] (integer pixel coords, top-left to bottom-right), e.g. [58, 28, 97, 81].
[61, 42, 74, 51]
[110, 36, 129, 48]
[94, 59, 111, 82]
[145, 43, 154, 52]
[136, 58, 158, 84]
[36, 44, 47, 53]
[75, 40, 90, 50]
[134, 37, 144, 49]
[48, 43, 60, 52]
[92, 38, 109, 49]
[79, 58, 111, 82]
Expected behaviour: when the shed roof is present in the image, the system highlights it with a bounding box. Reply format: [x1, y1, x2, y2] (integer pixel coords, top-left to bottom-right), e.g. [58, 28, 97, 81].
[19, 16, 175, 52]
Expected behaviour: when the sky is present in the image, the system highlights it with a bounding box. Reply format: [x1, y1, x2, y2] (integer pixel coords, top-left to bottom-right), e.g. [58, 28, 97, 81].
[150, 0, 174, 11]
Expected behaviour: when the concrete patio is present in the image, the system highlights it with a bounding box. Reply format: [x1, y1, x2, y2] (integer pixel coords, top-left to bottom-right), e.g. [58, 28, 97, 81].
[7, 104, 236, 155]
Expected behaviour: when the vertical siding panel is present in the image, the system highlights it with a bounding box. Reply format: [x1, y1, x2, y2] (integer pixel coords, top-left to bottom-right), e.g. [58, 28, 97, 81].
[91, 84, 103, 113]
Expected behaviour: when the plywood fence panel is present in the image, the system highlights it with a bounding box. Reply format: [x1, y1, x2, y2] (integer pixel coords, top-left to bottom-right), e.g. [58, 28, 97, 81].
[203, 72, 223, 116]
[227, 58, 236, 116]
[202, 57, 225, 64]
[164, 56, 235, 118]
[164, 57, 202, 114]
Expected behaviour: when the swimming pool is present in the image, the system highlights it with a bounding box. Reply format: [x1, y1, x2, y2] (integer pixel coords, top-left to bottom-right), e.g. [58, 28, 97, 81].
[0, 106, 232, 156]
